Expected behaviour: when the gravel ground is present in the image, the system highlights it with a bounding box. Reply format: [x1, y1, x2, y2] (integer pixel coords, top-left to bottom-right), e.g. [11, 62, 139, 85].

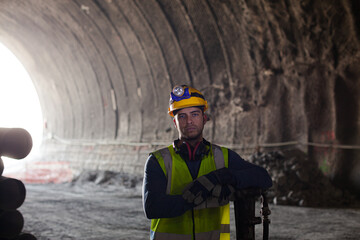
[18, 183, 360, 240]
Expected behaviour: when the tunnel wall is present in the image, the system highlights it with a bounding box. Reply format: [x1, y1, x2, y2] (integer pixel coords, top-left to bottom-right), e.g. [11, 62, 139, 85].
[0, 0, 359, 193]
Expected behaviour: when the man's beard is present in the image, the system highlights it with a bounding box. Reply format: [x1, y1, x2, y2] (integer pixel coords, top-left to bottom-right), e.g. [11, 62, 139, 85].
[183, 133, 202, 141]
[182, 127, 203, 141]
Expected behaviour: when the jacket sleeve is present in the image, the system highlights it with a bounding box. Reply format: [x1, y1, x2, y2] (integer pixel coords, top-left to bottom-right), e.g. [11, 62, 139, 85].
[228, 149, 273, 189]
[142, 154, 193, 219]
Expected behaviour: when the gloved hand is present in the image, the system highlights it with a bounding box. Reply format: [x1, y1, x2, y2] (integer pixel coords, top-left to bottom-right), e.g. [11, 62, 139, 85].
[194, 184, 236, 210]
[182, 174, 216, 206]
[211, 168, 236, 186]
[182, 168, 235, 206]
[217, 184, 236, 205]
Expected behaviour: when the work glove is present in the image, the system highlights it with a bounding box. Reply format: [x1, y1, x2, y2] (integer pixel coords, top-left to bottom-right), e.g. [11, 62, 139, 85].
[194, 185, 236, 210]
[217, 184, 236, 204]
[182, 168, 235, 207]
[182, 174, 216, 206]
[211, 168, 236, 186]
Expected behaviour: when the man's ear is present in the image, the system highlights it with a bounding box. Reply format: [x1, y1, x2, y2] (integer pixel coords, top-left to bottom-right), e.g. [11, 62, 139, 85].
[203, 114, 208, 124]
[173, 118, 178, 129]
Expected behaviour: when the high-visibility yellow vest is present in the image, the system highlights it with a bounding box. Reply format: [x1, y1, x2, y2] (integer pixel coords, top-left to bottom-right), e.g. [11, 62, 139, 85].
[150, 144, 230, 240]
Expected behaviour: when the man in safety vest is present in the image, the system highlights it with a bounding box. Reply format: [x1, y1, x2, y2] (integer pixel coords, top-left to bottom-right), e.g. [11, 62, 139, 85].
[142, 85, 272, 240]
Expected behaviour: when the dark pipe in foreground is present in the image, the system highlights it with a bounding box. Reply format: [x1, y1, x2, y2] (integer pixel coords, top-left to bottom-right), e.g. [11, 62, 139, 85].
[0, 176, 26, 210]
[0, 210, 24, 238]
[0, 157, 3, 176]
[0, 128, 32, 160]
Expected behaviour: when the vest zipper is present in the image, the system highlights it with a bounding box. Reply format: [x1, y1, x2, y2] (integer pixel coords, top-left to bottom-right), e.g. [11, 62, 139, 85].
[192, 208, 196, 240]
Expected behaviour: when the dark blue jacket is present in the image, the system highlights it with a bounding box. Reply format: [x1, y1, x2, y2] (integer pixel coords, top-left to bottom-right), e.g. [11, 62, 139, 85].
[142, 140, 272, 219]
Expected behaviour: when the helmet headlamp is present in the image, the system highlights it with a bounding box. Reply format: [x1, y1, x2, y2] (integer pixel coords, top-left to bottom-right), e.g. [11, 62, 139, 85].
[172, 86, 185, 97]
[170, 86, 191, 103]
[168, 85, 208, 117]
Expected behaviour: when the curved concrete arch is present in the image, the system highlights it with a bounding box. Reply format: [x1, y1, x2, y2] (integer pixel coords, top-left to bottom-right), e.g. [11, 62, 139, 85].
[0, 0, 359, 194]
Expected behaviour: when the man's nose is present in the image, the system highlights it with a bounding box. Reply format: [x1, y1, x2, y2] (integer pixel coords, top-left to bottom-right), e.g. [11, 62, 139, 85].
[186, 115, 193, 124]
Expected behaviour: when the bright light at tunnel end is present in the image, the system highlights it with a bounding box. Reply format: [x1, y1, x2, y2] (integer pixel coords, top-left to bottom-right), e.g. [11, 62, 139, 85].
[0, 42, 43, 173]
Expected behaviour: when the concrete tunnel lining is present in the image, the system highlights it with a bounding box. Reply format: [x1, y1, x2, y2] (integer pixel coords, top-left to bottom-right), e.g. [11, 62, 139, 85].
[0, 0, 359, 196]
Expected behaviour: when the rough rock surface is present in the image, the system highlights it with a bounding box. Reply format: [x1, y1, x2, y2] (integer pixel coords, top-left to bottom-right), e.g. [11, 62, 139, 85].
[249, 149, 360, 207]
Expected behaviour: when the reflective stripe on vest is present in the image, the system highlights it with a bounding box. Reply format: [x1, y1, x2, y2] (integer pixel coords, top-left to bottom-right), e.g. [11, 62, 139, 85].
[150, 144, 230, 240]
[157, 147, 173, 194]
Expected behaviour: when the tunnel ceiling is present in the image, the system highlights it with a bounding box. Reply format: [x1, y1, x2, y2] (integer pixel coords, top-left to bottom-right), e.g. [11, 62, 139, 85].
[0, 0, 360, 192]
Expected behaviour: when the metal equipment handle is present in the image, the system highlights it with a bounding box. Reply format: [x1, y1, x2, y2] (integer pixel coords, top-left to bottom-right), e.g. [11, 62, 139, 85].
[234, 189, 271, 240]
